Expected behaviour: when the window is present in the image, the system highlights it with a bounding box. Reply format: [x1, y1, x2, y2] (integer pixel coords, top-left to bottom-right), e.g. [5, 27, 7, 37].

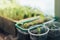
[16, 0, 55, 17]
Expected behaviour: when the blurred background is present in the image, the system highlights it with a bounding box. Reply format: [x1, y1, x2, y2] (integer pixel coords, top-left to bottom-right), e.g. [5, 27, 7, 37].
[0, 0, 55, 17]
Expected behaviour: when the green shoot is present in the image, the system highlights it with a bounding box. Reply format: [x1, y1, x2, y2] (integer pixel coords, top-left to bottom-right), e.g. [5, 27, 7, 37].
[37, 27, 41, 34]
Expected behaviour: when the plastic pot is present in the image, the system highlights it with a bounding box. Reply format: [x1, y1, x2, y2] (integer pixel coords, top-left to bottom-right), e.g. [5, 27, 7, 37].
[28, 25, 49, 40]
[15, 24, 30, 40]
[15, 17, 40, 33]
[45, 21, 60, 40]
[15, 17, 40, 40]
[17, 28, 30, 40]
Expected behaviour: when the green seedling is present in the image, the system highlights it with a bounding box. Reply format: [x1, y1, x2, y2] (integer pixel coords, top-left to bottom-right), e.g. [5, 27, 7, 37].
[37, 27, 41, 34]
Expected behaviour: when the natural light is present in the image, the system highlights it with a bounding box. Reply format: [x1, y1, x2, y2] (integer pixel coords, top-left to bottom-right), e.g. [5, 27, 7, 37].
[16, 0, 55, 17]
[0, 0, 55, 17]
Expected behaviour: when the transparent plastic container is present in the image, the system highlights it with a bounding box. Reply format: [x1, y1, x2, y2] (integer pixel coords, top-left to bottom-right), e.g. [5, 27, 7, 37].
[15, 17, 40, 40]
[15, 18, 54, 40]
[45, 21, 60, 40]
[28, 25, 49, 40]
[17, 28, 30, 40]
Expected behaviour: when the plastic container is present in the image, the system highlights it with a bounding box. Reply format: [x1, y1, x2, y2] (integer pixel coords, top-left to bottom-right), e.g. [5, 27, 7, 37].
[15, 17, 39, 40]
[15, 17, 54, 40]
[28, 25, 49, 40]
[15, 23, 29, 40]
[43, 19, 55, 25]
[15, 17, 40, 33]
[17, 28, 30, 40]
[15, 18, 54, 33]
[45, 21, 60, 40]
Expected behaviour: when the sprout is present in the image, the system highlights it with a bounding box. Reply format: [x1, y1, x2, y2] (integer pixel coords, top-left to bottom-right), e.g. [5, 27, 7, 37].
[37, 27, 41, 34]
[23, 23, 29, 29]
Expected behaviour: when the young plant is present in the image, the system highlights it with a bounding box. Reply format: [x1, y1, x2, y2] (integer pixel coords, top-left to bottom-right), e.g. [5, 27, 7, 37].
[37, 27, 41, 34]
[48, 23, 58, 29]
